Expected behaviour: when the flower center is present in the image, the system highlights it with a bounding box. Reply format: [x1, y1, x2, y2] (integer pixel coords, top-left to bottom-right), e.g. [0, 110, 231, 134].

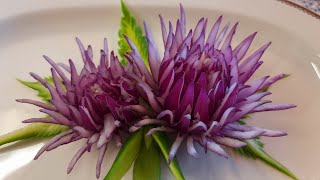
[90, 83, 104, 96]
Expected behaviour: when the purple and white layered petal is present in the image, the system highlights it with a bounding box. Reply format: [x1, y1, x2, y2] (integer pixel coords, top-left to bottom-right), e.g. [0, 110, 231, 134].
[251, 103, 296, 113]
[168, 134, 185, 163]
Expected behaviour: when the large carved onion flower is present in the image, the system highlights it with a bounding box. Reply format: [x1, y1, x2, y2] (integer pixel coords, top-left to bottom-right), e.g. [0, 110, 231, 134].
[17, 38, 140, 178]
[127, 6, 296, 162]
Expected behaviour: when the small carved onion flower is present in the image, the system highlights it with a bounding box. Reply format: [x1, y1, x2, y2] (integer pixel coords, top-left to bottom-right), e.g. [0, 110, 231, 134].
[127, 6, 296, 162]
[17, 38, 140, 178]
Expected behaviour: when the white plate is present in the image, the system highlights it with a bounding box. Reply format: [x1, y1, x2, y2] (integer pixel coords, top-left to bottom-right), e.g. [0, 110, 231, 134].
[0, 0, 319, 179]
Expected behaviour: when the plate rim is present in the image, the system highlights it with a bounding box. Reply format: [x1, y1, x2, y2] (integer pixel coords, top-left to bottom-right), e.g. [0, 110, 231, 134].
[277, 0, 320, 19]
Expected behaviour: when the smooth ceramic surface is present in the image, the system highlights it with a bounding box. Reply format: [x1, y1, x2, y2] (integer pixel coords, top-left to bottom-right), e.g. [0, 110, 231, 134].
[0, 0, 319, 179]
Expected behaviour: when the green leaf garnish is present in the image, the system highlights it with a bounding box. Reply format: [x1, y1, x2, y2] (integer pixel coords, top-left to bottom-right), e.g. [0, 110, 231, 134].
[104, 129, 143, 180]
[237, 139, 298, 180]
[0, 77, 69, 148]
[0, 123, 69, 147]
[17, 77, 54, 102]
[118, 2, 184, 178]
[152, 132, 185, 180]
[234, 138, 264, 158]
[118, 0, 149, 66]
[143, 126, 154, 149]
[133, 134, 161, 180]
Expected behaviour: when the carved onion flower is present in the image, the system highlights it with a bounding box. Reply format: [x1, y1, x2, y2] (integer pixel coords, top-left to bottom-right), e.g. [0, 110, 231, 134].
[126, 6, 296, 162]
[17, 38, 140, 178]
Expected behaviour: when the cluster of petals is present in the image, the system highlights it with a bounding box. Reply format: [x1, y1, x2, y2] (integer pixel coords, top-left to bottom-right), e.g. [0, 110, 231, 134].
[17, 5, 296, 178]
[126, 5, 295, 161]
[17, 38, 141, 178]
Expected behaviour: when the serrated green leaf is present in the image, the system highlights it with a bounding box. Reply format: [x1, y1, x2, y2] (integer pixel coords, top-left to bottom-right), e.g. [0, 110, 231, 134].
[118, 0, 149, 66]
[1, 76, 70, 148]
[0, 123, 69, 147]
[104, 129, 143, 180]
[152, 132, 185, 180]
[17, 77, 54, 102]
[133, 136, 161, 180]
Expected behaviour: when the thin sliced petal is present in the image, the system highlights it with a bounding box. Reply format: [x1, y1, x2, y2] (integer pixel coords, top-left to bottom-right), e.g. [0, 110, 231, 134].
[233, 32, 257, 61]
[146, 127, 175, 136]
[188, 121, 208, 132]
[67, 144, 89, 174]
[145, 22, 161, 81]
[96, 144, 108, 178]
[221, 22, 238, 52]
[186, 136, 198, 158]
[252, 104, 296, 113]
[134, 119, 168, 128]
[16, 99, 57, 111]
[194, 88, 209, 124]
[207, 140, 229, 158]
[259, 74, 287, 91]
[137, 83, 162, 113]
[179, 4, 186, 37]
[213, 136, 247, 148]
[178, 114, 191, 133]
[222, 129, 265, 140]
[230, 100, 271, 122]
[43, 55, 70, 84]
[22, 118, 58, 124]
[176, 83, 194, 120]
[168, 134, 185, 164]
[164, 77, 184, 111]
[34, 130, 73, 159]
[159, 15, 168, 45]
[157, 110, 174, 124]
[207, 16, 222, 47]
[47, 135, 81, 151]
[214, 22, 230, 49]
[40, 109, 72, 126]
[238, 76, 269, 98]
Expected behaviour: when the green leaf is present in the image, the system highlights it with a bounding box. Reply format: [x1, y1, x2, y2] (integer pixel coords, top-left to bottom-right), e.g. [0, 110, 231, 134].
[234, 138, 264, 159]
[118, 0, 148, 66]
[18, 77, 54, 102]
[143, 126, 154, 149]
[133, 135, 161, 180]
[152, 132, 185, 180]
[104, 129, 143, 180]
[0, 123, 69, 147]
[237, 115, 251, 125]
[238, 139, 299, 180]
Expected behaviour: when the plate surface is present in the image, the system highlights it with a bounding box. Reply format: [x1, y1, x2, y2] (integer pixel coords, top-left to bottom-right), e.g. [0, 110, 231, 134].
[0, 0, 319, 179]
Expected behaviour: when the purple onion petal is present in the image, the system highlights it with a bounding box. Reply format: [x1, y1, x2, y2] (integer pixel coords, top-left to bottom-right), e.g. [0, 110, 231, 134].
[168, 134, 185, 164]
[67, 144, 89, 174]
[207, 140, 229, 158]
[96, 143, 108, 178]
[16, 99, 57, 111]
[34, 130, 73, 160]
[186, 136, 198, 158]
[23, 118, 58, 124]
[146, 126, 175, 136]
[212, 136, 247, 148]
[222, 129, 265, 140]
